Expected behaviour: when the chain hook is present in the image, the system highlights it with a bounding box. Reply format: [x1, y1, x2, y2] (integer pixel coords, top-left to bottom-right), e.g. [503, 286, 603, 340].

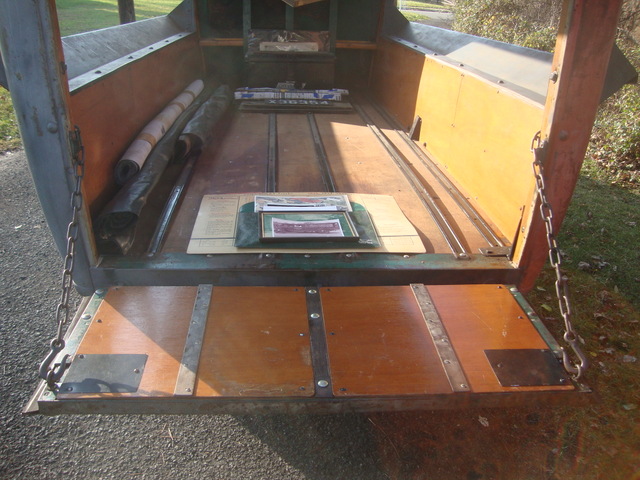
[39, 126, 85, 391]
[530, 131, 588, 380]
[38, 339, 70, 390]
[561, 344, 588, 379]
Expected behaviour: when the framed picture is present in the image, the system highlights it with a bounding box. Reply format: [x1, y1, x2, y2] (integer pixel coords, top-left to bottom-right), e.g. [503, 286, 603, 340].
[259, 212, 360, 242]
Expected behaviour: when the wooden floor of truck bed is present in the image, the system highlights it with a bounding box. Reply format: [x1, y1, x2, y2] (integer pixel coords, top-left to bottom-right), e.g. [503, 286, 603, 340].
[161, 98, 507, 256]
[93, 97, 519, 290]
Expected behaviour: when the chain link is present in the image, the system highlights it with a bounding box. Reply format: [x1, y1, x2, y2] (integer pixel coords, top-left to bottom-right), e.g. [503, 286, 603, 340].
[531, 132, 588, 379]
[38, 126, 85, 390]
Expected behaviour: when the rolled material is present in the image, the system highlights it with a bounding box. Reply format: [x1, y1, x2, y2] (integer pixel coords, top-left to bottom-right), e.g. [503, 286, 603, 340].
[95, 84, 232, 254]
[175, 85, 231, 161]
[114, 79, 204, 185]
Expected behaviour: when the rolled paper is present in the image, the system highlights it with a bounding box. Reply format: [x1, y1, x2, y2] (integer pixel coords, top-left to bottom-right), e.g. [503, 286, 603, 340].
[114, 79, 204, 185]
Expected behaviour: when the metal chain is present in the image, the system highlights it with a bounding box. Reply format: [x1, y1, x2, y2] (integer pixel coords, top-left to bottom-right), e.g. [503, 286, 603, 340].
[531, 131, 588, 380]
[38, 126, 85, 390]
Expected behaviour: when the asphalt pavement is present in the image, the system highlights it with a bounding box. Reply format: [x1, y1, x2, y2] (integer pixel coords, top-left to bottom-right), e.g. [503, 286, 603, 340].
[0, 149, 578, 479]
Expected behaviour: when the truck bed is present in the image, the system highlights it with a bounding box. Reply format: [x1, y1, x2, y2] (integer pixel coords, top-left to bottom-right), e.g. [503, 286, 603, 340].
[160, 97, 506, 256]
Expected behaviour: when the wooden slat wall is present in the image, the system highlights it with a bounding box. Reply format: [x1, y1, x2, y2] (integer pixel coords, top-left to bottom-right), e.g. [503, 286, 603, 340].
[371, 38, 543, 246]
[68, 35, 203, 216]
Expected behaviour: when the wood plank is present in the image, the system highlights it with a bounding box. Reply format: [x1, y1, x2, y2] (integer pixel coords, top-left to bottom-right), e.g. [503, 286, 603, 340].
[72, 286, 197, 396]
[194, 287, 314, 397]
[277, 114, 327, 192]
[358, 100, 495, 252]
[315, 113, 450, 252]
[427, 284, 574, 393]
[516, 0, 623, 291]
[162, 112, 269, 252]
[199, 39, 377, 49]
[371, 37, 543, 247]
[321, 286, 453, 396]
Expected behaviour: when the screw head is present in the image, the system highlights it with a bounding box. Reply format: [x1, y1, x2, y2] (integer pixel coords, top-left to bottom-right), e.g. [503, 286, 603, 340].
[317, 380, 329, 388]
[307, 289, 317, 294]
[310, 313, 320, 319]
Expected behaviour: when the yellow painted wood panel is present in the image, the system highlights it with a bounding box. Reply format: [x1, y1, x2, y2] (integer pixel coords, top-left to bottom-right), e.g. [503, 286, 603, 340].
[417, 65, 542, 243]
[372, 37, 544, 245]
[371, 39, 424, 129]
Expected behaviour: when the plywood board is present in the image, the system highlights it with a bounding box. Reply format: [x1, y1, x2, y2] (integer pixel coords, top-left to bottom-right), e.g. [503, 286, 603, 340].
[321, 286, 453, 396]
[427, 284, 574, 393]
[69, 286, 197, 397]
[194, 287, 314, 397]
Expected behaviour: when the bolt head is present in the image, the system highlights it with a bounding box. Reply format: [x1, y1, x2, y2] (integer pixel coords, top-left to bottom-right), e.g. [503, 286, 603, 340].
[317, 380, 329, 388]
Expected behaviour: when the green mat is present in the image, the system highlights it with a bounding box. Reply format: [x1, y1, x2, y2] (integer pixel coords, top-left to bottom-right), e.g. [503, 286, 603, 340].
[234, 202, 380, 249]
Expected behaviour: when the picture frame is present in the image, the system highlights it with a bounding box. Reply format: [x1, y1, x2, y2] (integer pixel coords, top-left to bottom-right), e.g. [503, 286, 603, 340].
[259, 211, 360, 242]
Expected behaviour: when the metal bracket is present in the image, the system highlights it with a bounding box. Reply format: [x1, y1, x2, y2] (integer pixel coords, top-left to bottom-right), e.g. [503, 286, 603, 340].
[485, 349, 571, 387]
[305, 287, 333, 397]
[59, 354, 147, 394]
[479, 246, 511, 257]
[411, 284, 471, 392]
[174, 285, 213, 396]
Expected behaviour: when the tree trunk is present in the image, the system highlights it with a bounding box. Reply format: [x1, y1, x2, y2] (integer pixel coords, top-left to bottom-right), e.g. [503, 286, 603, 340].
[118, 0, 136, 24]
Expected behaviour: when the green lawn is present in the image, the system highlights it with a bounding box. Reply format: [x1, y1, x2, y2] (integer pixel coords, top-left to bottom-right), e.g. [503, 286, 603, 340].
[398, 1, 451, 12]
[56, 0, 181, 36]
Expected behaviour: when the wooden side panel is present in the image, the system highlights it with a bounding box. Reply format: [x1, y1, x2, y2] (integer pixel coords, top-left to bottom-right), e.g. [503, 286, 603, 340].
[427, 284, 572, 393]
[68, 35, 203, 216]
[194, 287, 314, 397]
[75, 286, 197, 396]
[422, 69, 541, 242]
[372, 37, 544, 245]
[321, 286, 452, 396]
[515, 0, 623, 290]
[370, 39, 424, 129]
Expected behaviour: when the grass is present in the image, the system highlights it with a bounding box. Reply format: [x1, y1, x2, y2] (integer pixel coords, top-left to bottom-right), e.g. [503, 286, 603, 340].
[55, 0, 181, 36]
[402, 12, 431, 22]
[398, 1, 452, 12]
[0, 90, 21, 152]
